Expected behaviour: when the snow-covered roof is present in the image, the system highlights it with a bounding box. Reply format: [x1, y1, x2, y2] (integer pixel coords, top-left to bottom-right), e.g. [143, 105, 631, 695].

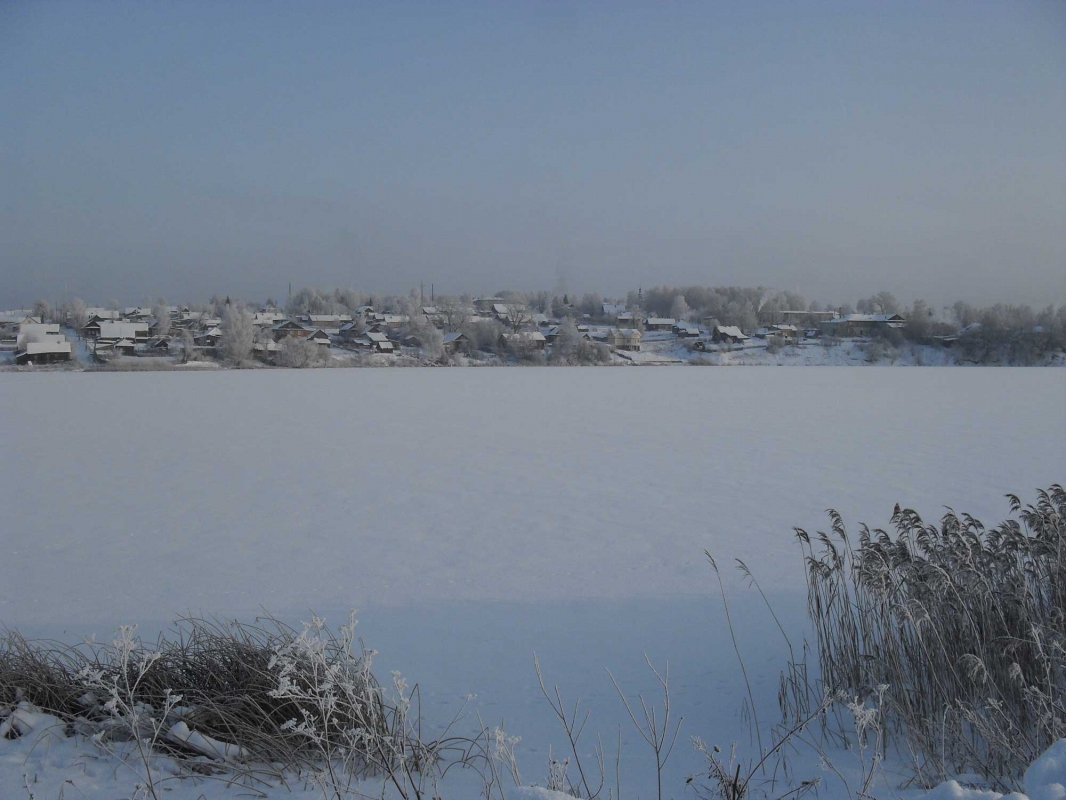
[492, 304, 510, 315]
[98, 322, 147, 339]
[715, 325, 747, 339]
[646, 318, 675, 325]
[502, 331, 546, 342]
[366, 331, 390, 343]
[442, 332, 467, 344]
[18, 323, 60, 336]
[20, 341, 72, 356]
[253, 313, 286, 325]
[271, 320, 309, 331]
[113, 338, 135, 348]
[422, 306, 438, 315]
[612, 328, 642, 337]
[602, 303, 626, 316]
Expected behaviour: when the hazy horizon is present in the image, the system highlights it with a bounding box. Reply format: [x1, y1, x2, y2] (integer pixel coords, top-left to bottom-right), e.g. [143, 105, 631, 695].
[3, 1, 1065, 310]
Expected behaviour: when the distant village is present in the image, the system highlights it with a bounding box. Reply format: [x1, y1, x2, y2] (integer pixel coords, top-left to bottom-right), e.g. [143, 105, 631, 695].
[2, 286, 1062, 368]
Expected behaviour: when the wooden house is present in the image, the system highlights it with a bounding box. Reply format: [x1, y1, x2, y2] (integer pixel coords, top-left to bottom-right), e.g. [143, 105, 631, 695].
[96, 321, 149, 343]
[644, 317, 675, 331]
[271, 319, 312, 341]
[15, 340, 72, 365]
[195, 328, 221, 348]
[672, 322, 700, 338]
[499, 331, 547, 351]
[607, 328, 642, 351]
[820, 314, 906, 337]
[711, 325, 749, 344]
[442, 331, 469, 354]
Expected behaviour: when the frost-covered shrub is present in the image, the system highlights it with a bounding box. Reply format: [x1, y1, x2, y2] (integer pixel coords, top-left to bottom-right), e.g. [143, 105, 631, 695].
[859, 339, 899, 363]
[0, 615, 394, 771]
[276, 337, 329, 368]
[89, 357, 179, 372]
[517, 349, 547, 366]
[464, 319, 505, 353]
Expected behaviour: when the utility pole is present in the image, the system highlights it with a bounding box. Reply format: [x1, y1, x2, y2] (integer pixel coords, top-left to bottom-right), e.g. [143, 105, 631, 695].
[431, 283, 434, 302]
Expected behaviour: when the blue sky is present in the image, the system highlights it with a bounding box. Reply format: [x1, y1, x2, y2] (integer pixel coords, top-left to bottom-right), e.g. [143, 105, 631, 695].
[2, 1, 1064, 308]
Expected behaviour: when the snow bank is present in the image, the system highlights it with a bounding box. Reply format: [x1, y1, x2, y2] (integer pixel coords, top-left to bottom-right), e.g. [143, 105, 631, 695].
[1027, 740, 1066, 800]
[513, 788, 578, 800]
[924, 781, 1025, 800]
[924, 740, 1066, 800]
[0, 701, 59, 739]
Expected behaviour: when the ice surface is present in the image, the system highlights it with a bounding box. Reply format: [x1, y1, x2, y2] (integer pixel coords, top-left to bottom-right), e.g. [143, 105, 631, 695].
[3, 367, 1062, 625]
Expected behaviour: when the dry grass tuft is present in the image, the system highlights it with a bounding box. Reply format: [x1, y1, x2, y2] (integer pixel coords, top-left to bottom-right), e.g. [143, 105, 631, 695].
[789, 485, 1065, 789]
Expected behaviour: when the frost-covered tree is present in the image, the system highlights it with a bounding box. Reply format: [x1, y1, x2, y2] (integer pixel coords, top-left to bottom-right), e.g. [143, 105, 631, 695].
[152, 302, 171, 337]
[69, 298, 88, 332]
[903, 299, 933, 340]
[464, 319, 504, 352]
[857, 291, 900, 315]
[418, 324, 444, 362]
[220, 307, 254, 364]
[437, 299, 470, 332]
[553, 319, 582, 360]
[670, 295, 690, 321]
[180, 329, 195, 363]
[579, 293, 603, 318]
[548, 319, 610, 365]
[503, 302, 533, 332]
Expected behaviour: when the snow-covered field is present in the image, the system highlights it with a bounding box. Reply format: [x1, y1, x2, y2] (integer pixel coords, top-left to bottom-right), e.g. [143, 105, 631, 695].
[2, 367, 1064, 798]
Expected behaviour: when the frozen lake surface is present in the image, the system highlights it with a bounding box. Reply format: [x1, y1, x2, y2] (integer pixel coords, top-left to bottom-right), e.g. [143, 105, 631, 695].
[4, 366, 1062, 625]
[2, 366, 1063, 796]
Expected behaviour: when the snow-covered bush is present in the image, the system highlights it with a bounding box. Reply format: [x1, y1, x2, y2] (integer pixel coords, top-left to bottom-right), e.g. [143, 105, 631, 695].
[0, 615, 398, 769]
[277, 337, 329, 368]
